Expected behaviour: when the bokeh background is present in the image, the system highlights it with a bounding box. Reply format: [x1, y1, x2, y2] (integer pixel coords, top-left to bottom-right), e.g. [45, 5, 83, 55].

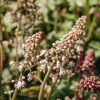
[0, 0, 100, 100]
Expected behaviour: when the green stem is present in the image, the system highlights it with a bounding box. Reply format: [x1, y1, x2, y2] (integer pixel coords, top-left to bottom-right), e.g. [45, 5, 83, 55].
[0, 0, 3, 82]
[11, 0, 22, 99]
[85, 14, 96, 43]
[11, 74, 22, 100]
[0, 1, 4, 99]
[9, 94, 12, 100]
[46, 76, 58, 100]
[85, 0, 98, 44]
[38, 64, 54, 100]
[11, 89, 18, 100]
[34, 75, 42, 84]
[0, 18, 3, 81]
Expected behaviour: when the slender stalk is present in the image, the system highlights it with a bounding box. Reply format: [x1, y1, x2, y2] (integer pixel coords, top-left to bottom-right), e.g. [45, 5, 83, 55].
[0, 0, 3, 82]
[9, 94, 12, 100]
[46, 76, 58, 100]
[38, 64, 54, 100]
[0, 1, 4, 99]
[46, 61, 65, 100]
[11, 0, 23, 99]
[11, 89, 18, 100]
[11, 27, 19, 100]
[85, 0, 98, 43]
[11, 74, 22, 100]
[85, 14, 96, 43]
[0, 12, 3, 82]
[34, 75, 42, 84]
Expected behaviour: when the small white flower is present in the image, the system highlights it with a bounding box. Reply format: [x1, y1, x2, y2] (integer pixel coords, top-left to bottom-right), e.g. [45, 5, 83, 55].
[76, 39, 84, 45]
[75, 45, 83, 52]
[68, 61, 75, 67]
[9, 61, 15, 66]
[52, 75, 58, 83]
[39, 59, 48, 65]
[22, 44, 25, 49]
[39, 59, 48, 73]
[24, 53, 29, 58]
[8, 90, 14, 95]
[62, 56, 66, 62]
[38, 65, 46, 73]
[17, 50, 23, 55]
[77, 46, 83, 52]
[18, 63, 24, 72]
[15, 80, 25, 89]
[70, 49, 75, 55]
[40, 50, 47, 56]
[59, 67, 66, 76]
[22, 76, 25, 80]
[36, 55, 40, 59]
[56, 61, 61, 68]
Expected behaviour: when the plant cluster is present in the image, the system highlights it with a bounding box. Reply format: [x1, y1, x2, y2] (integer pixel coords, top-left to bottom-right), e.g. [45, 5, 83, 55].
[0, 0, 100, 100]
[6, 16, 100, 100]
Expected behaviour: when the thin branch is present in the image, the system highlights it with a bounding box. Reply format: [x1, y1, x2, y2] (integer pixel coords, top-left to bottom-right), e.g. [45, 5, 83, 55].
[11, 74, 22, 100]
[0, 8, 3, 82]
[0, 0, 4, 99]
[85, 14, 96, 43]
[11, 0, 22, 99]
[38, 64, 54, 100]
[34, 75, 43, 84]
[11, 89, 18, 100]
[46, 76, 59, 100]
[85, 0, 99, 44]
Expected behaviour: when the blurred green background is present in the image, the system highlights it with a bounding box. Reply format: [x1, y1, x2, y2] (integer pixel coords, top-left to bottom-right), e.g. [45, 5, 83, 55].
[0, 0, 100, 100]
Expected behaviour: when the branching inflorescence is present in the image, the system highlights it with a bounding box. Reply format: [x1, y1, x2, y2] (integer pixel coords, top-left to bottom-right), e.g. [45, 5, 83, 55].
[9, 16, 100, 100]
[22, 31, 43, 62]
[38, 16, 86, 77]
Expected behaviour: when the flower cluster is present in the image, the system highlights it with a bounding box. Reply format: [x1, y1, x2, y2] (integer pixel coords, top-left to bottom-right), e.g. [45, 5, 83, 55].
[10, 76, 26, 90]
[75, 49, 95, 72]
[10, 31, 43, 70]
[14, 0, 41, 24]
[82, 50, 95, 70]
[52, 16, 86, 57]
[73, 49, 99, 99]
[4, 90, 14, 95]
[14, 80, 25, 89]
[27, 71, 36, 81]
[9, 31, 43, 90]
[79, 76, 100, 92]
[38, 16, 86, 77]
[22, 31, 43, 61]
[89, 93, 97, 100]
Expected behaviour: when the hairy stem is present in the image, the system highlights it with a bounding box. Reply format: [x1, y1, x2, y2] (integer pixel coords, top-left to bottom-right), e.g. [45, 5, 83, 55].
[38, 64, 54, 100]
